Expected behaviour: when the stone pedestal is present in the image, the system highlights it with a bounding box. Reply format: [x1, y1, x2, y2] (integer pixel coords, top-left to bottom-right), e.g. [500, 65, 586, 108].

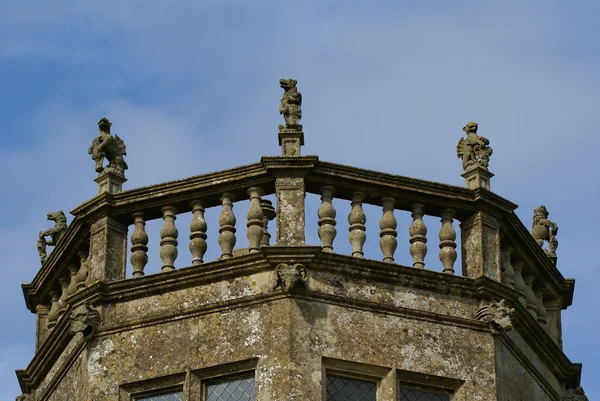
[88, 216, 128, 284]
[275, 176, 306, 245]
[278, 129, 304, 157]
[460, 210, 501, 280]
[94, 169, 127, 195]
[461, 166, 493, 191]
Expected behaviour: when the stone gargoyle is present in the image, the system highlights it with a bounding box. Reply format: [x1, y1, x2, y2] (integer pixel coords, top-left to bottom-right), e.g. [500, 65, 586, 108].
[279, 78, 302, 132]
[271, 263, 308, 292]
[88, 117, 128, 176]
[37, 210, 67, 264]
[563, 387, 589, 401]
[531, 205, 558, 263]
[70, 303, 102, 338]
[476, 299, 515, 335]
[456, 121, 493, 172]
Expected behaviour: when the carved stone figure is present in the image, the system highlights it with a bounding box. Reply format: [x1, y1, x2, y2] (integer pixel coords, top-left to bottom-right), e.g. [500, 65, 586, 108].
[279, 79, 302, 131]
[88, 117, 128, 175]
[37, 210, 67, 264]
[532, 205, 559, 262]
[456, 121, 493, 172]
[272, 263, 308, 292]
[70, 303, 102, 337]
[476, 299, 515, 335]
[563, 387, 588, 401]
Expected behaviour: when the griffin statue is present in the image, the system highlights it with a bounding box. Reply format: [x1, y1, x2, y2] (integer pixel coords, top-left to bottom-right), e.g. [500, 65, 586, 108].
[531, 205, 559, 262]
[37, 210, 67, 264]
[88, 117, 128, 175]
[279, 79, 302, 131]
[456, 121, 493, 172]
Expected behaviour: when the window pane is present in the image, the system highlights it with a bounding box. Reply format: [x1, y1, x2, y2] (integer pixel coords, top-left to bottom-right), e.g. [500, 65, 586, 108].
[399, 388, 450, 401]
[326, 375, 377, 401]
[206, 377, 255, 401]
[137, 391, 183, 401]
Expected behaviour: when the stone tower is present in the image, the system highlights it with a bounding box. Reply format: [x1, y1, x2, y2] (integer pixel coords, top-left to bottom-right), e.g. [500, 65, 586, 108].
[16, 84, 586, 401]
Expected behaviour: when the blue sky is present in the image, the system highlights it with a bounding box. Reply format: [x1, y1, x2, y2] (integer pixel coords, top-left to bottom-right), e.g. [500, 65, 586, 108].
[1, 1, 599, 399]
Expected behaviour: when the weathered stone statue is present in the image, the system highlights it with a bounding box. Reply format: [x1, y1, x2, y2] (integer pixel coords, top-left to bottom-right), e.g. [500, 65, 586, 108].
[37, 211, 67, 264]
[532, 205, 558, 262]
[476, 299, 515, 335]
[88, 117, 128, 175]
[563, 387, 589, 401]
[456, 121, 493, 171]
[279, 79, 302, 131]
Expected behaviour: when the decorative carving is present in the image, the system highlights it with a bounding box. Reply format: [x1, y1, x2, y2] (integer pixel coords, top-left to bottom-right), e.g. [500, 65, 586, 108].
[70, 303, 101, 337]
[500, 244, 515, 288]
[260, 199, 276, 247]
[278, 79, 302, 131]
[272, 263, 308, 292]
[75, 251, 89, 291]
[56, 277, 70, 318]
[534, 289, 548, 326]
[88, 117, 128, 176]
[348, 192, 367, 258]
[37, 210, 67, 264]
[409, 204, 428, 268]
[16, 394, 34, 401]
[246, 187, 265, 254]
[531, 205, 559, 263]
[438, 208, 457, 274]
[189, 201, 208, 265]
[512, 260, 527, 307]
[476, 299, 515, 335]
[522, 274, 538, 320]
[379, 196, 398, 263]
[456, 121, 492, 172]
[46, 290, 60, 329]
[563, 387, 589, 401]
[318, 186, 337, 253]
[66, 264, 79, 297]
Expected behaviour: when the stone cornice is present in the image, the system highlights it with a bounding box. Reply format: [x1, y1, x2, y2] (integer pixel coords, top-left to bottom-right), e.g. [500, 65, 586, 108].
[19, 247, 581, 394]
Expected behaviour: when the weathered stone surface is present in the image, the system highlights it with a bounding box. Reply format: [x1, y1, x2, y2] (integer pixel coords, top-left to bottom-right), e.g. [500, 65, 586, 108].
[476, 299, 515, 335]
[70, 304, 101, 337]
[271, 263, 308, 292]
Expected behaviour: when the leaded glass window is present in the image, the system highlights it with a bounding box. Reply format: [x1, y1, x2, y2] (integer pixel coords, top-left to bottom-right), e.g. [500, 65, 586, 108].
[399, 388, 450, 401]
[137, 391, 184, 401]
[206, 377, 255, 401]
[326, 375, 377, 401]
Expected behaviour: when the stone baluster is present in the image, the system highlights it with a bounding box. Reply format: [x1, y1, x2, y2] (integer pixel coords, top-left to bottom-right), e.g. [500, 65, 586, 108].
[189, 201, 208, 265]
[438, 208, 457, 274]
[318, 186, 337, 253]
[512, 260, 527, 307]
[348, 192, 367, 258]
[500, 245, 516, 288]
[247, 187, 265, 254]
[159, 206, 178, 272]
[379, 196, 397, 263]
[522, 273, 538, 320]
[130, 212, 149, 277]
[66, 264, 79, 296]
[409, 204, 428, 268]
[534, 289, 548, 326]
[260, 199, 276, 247]
[46, 290, 61, 330]
[57, 277, 70, 318]
[75, 251, 89, 291]
[218, 193, 237, 259]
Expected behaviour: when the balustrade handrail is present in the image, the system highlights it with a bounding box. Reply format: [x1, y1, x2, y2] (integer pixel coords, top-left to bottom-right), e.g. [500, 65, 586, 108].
[24, 156, 572, 315]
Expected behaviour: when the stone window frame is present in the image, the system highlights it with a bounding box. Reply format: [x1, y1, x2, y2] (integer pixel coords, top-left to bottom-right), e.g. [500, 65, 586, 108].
[189, 358, 259, 401]
[119, 372, 186, 401]
[322, 357, 393, 401]
[397, 369, 464, 401]
[118, 358, 258, 401]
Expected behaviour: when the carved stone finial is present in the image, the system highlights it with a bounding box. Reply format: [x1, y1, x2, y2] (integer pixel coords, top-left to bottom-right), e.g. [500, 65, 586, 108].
[564, 387, 588, 401]
[279, 79, 302, 131]
[531, 205, 559, 264]
[88, 117, 128, 177]
[476, 299, 515, 335]
[37, 210, 67, 265]
[70, 303, 101, 337]
[272, 263, 308, 292]
[456, 122, 493, 172]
